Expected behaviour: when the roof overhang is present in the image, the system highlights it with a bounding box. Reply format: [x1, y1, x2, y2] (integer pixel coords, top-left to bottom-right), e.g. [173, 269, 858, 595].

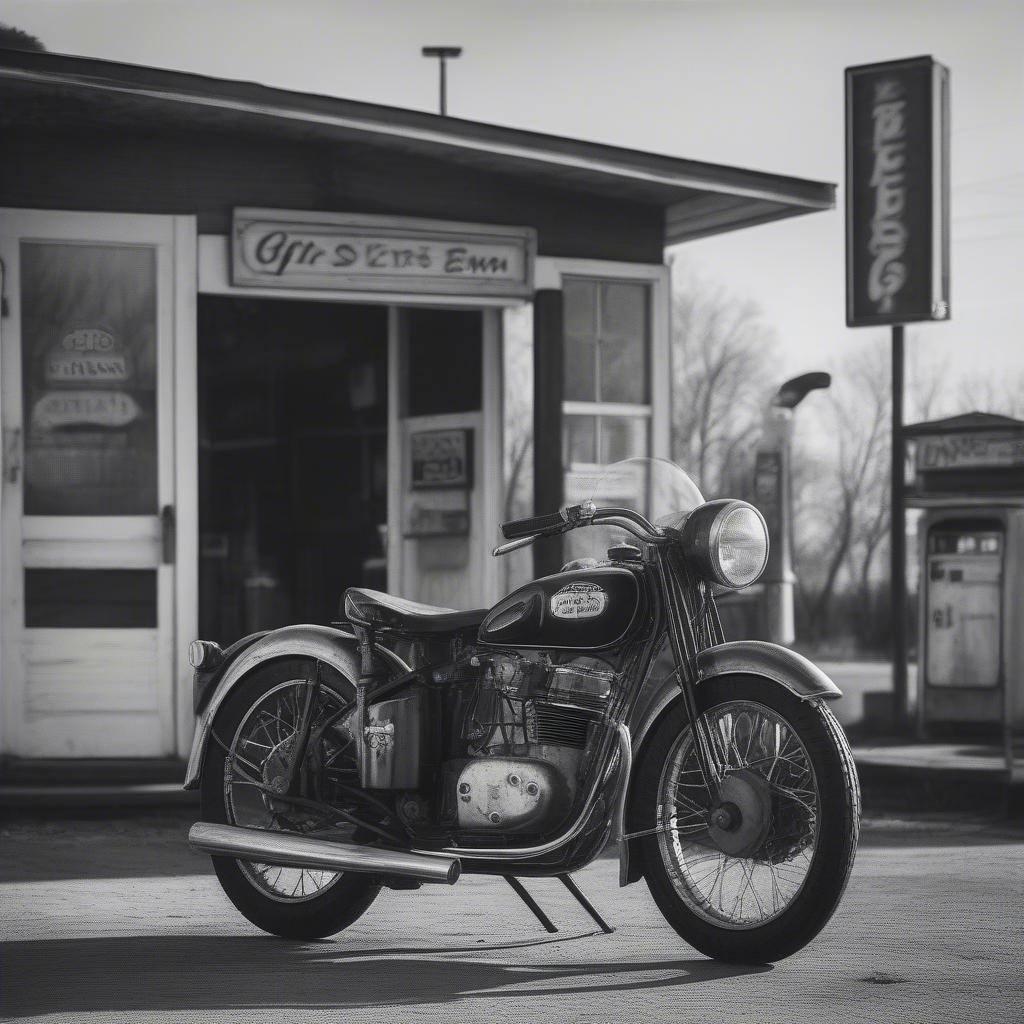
[0, 49, 835, 245]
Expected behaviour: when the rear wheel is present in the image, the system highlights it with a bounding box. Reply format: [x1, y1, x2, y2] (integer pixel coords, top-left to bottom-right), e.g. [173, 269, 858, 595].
[635, 676, 860, 963]
[200, 658, 381, 939]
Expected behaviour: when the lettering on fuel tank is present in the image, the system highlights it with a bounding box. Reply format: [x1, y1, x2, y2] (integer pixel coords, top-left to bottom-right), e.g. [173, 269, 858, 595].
[550, 582, 608, 620]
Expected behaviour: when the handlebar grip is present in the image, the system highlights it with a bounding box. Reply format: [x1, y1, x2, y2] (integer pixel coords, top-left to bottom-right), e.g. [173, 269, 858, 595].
[500, 510, 567, 540]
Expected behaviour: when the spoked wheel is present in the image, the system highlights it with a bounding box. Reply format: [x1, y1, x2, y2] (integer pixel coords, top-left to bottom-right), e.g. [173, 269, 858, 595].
[200, 658, 382, 939]
[635, 675, 860, 963]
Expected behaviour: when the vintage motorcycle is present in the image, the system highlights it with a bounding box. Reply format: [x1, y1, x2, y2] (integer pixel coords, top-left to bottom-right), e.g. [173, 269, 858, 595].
[184, 457, 859, 963]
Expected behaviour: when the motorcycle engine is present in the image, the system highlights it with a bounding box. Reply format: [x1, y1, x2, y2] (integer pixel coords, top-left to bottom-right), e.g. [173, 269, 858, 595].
[438, 652, 615, 834]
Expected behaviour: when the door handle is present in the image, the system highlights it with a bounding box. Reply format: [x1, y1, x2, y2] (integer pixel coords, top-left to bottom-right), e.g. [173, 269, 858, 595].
[3, 427, 21, 484]
[161, 504, 176, 565]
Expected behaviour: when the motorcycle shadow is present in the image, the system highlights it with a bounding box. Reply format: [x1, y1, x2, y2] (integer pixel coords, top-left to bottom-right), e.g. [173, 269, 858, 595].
[1, 931, 771, 1018]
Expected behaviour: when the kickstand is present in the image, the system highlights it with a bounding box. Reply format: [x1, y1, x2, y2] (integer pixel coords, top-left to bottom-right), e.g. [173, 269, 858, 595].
[559, 874, 615, 934]
[504, 876, 558, 933]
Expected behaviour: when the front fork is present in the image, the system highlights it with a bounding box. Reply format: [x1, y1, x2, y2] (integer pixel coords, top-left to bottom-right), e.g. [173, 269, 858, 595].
[655, 548, 724, 800]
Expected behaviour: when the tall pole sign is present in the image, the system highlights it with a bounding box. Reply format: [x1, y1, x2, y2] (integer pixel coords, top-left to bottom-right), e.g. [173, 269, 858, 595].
[845, 56, 950, 730]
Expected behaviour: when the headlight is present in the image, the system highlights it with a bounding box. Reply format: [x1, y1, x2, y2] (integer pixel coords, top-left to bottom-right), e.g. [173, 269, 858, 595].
[680, 499, 769, 589]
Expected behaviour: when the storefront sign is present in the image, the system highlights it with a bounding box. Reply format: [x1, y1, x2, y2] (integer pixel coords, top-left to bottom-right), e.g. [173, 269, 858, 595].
[405, 501, 471, 538]
[61, 328, 117, 352]
[410, 429, 473, 489]
[31, 391, 141, 430]
[845, 57, 950, 327]
[46, 351, 130, 383]
[233, 209, 535, 298]
[916, 432, 1024, 472]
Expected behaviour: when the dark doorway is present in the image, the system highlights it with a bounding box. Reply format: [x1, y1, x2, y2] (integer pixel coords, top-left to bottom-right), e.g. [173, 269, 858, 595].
[198, 296, 388, 642]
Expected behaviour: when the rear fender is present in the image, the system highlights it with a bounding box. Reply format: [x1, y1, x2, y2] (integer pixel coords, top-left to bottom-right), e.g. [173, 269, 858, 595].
[617, 640, 842, 885]
[182, 623, 408, 790]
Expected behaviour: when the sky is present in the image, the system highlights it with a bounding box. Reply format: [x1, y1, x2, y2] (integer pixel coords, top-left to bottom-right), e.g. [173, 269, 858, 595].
[3, 0, 1022, 413]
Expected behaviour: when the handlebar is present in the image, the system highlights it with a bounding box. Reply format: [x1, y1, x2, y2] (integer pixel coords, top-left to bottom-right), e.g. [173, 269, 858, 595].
[494, 503, 665, 557]
[500, 509, 568, 540]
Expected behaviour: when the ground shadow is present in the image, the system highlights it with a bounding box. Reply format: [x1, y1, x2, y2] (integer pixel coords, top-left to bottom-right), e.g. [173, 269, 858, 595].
[0, 933, 769, 1018]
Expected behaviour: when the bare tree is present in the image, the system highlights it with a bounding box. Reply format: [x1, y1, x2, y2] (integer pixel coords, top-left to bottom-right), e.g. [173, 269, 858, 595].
[907, 339, 950, 423]
[670, 263, 780, 497]
[955, 369, 1024, 419]
[795, 340, 890, 641]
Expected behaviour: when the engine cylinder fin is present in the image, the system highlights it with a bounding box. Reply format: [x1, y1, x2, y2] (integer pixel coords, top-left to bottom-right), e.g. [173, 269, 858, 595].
[533, 702, 591, 748]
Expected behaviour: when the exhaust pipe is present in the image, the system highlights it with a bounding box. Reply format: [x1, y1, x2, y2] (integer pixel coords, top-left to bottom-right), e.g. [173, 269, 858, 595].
[189, 822, 461, 885]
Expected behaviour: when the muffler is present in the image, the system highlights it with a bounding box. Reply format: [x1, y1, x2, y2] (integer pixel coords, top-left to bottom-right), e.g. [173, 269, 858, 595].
[188, 822, 461, 884]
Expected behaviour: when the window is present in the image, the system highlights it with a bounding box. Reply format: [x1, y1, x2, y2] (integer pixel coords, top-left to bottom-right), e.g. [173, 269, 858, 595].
[562, 277, 651, 467]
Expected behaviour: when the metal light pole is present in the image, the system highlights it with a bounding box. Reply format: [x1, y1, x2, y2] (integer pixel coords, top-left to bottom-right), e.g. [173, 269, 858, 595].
[755, 372, 831, 645]
[421, 46, 462, 116]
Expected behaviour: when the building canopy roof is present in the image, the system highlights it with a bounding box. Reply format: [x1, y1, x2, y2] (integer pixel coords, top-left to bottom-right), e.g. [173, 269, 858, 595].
[904, 412, 1024, 437]
[0, 48, 835, 246]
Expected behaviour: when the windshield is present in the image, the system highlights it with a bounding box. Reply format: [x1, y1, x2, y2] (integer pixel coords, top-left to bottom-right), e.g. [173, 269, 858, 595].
[562, 457, 705, 562]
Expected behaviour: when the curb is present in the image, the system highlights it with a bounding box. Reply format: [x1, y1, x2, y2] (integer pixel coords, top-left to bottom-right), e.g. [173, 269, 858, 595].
[0, 784, 199, 811]
[853, 751, 1020, 818]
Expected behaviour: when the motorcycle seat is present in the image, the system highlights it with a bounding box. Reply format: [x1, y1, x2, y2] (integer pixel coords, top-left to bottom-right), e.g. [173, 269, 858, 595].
[343, 587, 487, 636]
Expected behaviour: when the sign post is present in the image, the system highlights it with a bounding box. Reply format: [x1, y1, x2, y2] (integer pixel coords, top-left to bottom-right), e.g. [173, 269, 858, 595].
[845, 56, 950, 729]
[891, 324, 907, 727]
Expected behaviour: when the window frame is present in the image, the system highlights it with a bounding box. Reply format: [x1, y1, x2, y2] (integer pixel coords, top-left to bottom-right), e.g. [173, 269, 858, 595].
[534, 257, 670, 474]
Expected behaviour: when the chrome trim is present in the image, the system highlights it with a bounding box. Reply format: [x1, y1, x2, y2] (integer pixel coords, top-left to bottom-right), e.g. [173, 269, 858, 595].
[417, 722, 631, 862]
[182, 624, 410, 789]
[189, 822, 460, 884]
[614, 724, 634, 886]
[492, 535, 537, 557]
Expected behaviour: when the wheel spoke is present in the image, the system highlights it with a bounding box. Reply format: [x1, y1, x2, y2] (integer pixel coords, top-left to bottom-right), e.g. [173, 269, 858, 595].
[225, 679, 353, 902]
[655, 698, 820, 929]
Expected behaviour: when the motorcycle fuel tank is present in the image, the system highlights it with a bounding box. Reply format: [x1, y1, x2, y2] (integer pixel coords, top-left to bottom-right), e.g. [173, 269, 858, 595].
[478, 566, 643, 651]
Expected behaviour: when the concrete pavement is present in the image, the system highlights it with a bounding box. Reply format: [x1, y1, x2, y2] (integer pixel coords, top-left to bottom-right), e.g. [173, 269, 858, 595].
[1, 811, 1022, 1023]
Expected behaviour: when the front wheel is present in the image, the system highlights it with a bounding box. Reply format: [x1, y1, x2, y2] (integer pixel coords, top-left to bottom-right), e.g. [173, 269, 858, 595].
[635, 676, 860, 963]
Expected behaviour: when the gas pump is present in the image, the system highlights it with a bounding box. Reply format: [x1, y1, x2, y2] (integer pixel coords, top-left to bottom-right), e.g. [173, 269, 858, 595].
[906, 413, 1024, 742]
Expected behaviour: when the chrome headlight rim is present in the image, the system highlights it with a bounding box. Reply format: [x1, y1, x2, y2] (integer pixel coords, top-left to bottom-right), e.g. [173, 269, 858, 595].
[680, 499, 769, 590]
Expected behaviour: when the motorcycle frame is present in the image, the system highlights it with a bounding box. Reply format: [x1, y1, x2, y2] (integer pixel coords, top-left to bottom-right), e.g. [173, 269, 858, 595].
[184, 505, 842, 885]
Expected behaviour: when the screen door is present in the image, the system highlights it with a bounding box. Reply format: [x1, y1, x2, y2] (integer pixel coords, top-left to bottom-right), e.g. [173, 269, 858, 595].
[1, 210, 180, 757]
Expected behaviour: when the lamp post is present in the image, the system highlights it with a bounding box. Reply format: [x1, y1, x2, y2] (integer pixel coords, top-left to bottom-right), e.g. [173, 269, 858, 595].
[421, 46, 462, 116]
[755, 372, 831, 645]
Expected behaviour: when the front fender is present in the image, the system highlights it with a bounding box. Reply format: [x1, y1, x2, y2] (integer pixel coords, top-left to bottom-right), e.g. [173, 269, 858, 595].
[618, 640, 842, 885]
[182, 623, 409, 790]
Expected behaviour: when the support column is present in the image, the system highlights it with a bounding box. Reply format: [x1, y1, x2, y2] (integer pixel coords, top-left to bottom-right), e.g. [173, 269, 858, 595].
[533, 289, 564, 578]
[891, 324, 908, 729]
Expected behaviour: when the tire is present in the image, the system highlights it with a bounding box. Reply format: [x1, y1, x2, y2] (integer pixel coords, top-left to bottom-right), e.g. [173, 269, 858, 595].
[635, 675, 860, 963]
[200, 657, 381, 940]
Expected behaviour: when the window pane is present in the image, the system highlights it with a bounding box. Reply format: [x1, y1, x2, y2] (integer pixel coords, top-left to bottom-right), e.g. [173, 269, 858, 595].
[25, 569, 156, 628]
[20, 242, 158, 516]
[599, 334, 648, 403]
[564, 414, 597, 466]
[601, 282, 646, 336]
[564, 334, 597, 402]
[563, 279, 597, 336]
[599, 415, 649, 464]
[598, 281, 648, 403]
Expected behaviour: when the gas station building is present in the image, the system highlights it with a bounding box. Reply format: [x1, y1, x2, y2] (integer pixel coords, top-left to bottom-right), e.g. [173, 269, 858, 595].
[0, 48, 834, 767]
